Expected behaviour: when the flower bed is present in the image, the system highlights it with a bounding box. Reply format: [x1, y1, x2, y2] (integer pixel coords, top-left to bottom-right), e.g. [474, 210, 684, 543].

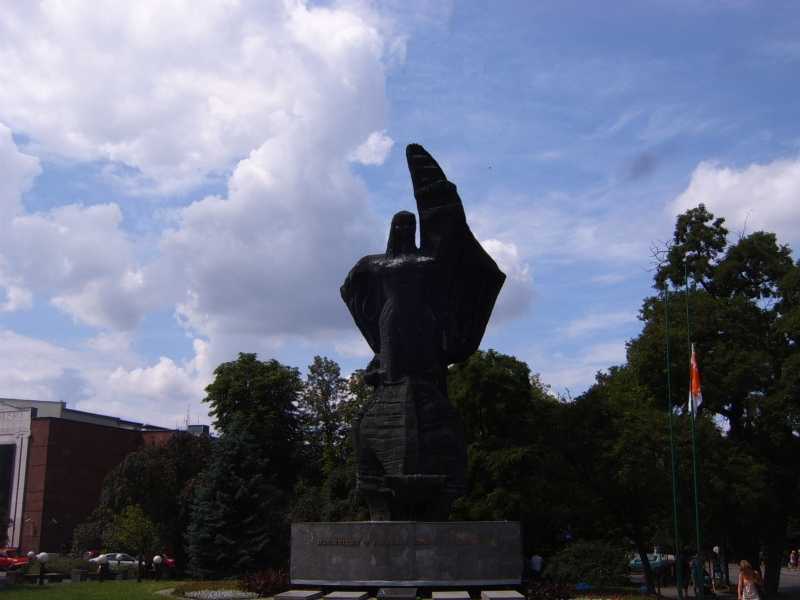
[172, 580, 259, 598]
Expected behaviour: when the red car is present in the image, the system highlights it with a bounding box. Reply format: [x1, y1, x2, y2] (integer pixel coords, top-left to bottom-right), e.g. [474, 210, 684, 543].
[0, 548, 29, 570]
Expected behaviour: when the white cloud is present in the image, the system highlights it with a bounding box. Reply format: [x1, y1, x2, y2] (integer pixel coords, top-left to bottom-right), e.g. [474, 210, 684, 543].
[0, 328, 212, 427]
[163, 130, 383, 342]
[0, 123, 40, 219]
[7, 203, 156, 329]
[334, 335, 373, 359]
[471, 195, 658, 266]
[0, 281, 32, 313]
[590, 273, 629, 285]
[671, 157, 800, 247]
[481, 238, 533, 321]
[0, 1, 392, 194]
[349, 130, 395, 165]
[105, 339, 210, 406]
[0, 122, 159, 328]
[535, 339, 628, 396]
[563, 310, 637, 338]
[150, 2, 395, 347]
[0, 0, 396, 340]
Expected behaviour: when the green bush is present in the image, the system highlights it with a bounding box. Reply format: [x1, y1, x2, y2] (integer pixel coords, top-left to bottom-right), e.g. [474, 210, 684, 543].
[544, 540, 630, 586]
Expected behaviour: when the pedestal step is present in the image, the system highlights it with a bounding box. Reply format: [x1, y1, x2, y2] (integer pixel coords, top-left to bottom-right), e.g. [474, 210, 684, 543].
[481, 592, 524, 600]
[324, 592, 369, 600]
[276, 591, 323, 600]
[432, 592, 470, 600]
[378, 588, 418, 600]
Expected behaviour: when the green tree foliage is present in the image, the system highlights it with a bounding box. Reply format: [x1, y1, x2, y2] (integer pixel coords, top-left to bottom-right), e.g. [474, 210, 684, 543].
[71, 431, 211, 569]
[103, 505, 162, 556]
[561, 366, 671, 592]
[204, 352, 303, 439]
[291, 365, 369, 523]
[544, 539, 630, 586]
[632, 204, 799, 594]
[449, 350, 571, 557]
[187, 355, 303, 577]
[298, 355, 349, 473]
[187, 413, 290, 578]
[72, 515, 108, 556]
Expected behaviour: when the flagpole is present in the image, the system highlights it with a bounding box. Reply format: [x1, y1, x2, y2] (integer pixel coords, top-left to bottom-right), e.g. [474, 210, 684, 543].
[685, 261, 703, 600]
[664, 286, 684, 600]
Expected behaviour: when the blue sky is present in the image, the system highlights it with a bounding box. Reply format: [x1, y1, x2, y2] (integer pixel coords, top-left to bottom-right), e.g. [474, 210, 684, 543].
[0, 1, 798, 426]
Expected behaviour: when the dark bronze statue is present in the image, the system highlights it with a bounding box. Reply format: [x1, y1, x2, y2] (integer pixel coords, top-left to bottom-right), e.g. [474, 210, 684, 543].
[341, 144, 505, 520]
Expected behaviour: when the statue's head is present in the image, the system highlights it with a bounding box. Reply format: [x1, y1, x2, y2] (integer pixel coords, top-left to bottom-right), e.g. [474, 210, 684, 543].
[386, 210, 416, 257]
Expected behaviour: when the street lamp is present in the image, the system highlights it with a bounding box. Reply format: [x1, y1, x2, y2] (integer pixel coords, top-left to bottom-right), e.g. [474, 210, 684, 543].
[36, 552, 49, 585]
[153, 555, 163, 581]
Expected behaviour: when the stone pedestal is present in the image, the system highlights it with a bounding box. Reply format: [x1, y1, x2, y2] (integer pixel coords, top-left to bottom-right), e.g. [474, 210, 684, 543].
[291, 521, 522, 587]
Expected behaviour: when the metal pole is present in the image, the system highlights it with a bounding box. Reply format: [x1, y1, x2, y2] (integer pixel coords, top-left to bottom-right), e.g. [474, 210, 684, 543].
[664, 287, 684, 600]
[690, 399, 703, 598]
[685, 261, 703, 600]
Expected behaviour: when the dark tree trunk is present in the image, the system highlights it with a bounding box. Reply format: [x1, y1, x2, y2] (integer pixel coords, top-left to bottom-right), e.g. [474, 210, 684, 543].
[722, 543, 730, 586]
[764, 522, 786, 597]
[637, 541, 656, 594]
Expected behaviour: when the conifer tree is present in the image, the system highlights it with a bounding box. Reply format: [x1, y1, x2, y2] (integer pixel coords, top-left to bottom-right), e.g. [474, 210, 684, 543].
[187, 413, 289, 578]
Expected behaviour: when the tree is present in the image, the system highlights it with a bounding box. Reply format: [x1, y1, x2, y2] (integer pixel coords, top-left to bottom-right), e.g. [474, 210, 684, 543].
[561, 366, 673, 593]
[103, 504, 161, 558]
[448, 349, 539, 446]
[72, 431, 211, 570]
[291, 365, 369, 523]
[298, 356, 349, 475]
[204, 352, 303, 438]
[188, 355, 303, 577]
[448, 350, 572, 558]
[635, 205, 800, 594]
[186, 414, 290, 578]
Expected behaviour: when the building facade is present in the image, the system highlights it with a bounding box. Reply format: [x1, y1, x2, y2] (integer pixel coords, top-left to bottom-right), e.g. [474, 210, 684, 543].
[0, 398, 177, 552]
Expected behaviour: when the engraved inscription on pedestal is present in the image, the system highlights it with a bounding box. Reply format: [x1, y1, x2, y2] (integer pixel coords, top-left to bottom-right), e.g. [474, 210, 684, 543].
[291, 522, 522, 587]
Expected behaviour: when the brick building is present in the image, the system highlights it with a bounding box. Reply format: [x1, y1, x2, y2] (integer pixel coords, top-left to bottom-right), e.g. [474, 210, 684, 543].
[0, 398, 189, 552]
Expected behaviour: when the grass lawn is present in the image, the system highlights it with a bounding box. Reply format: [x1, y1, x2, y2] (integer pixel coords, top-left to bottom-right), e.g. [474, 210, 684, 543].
[3, 579, 183, 598]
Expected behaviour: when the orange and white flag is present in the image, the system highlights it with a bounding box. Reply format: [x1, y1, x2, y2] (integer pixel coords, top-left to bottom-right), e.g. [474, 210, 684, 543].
[689, 343, 703, 417]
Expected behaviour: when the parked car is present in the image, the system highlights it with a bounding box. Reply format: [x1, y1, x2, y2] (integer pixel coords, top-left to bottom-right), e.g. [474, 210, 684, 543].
[0, 548, 29, 570]
[89, 553, 139, 572]
[630, 553, 674, 572]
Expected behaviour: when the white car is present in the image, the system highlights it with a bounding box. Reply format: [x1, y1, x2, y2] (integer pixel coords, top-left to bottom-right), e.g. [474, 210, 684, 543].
[89, 553, 139, 572]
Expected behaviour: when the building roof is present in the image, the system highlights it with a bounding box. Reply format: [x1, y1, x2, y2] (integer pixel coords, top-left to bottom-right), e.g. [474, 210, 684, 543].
[0, 398, 171, 432]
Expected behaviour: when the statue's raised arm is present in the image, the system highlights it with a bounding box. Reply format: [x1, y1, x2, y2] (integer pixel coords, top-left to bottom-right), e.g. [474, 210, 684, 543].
[406, 144, 505, 363]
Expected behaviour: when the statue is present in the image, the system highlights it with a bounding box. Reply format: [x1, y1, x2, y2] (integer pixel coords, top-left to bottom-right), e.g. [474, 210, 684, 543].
[341, 144, 505, 521]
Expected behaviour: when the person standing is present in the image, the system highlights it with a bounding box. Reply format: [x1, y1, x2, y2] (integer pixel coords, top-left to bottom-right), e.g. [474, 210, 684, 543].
[678, 549, 691, 598]
[712, 546, 723, 592]
[97, 556, 110, 583]
[789, 549, 797, 570]
[530, 554, 543, 580]
[738, 560, 763, 600]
